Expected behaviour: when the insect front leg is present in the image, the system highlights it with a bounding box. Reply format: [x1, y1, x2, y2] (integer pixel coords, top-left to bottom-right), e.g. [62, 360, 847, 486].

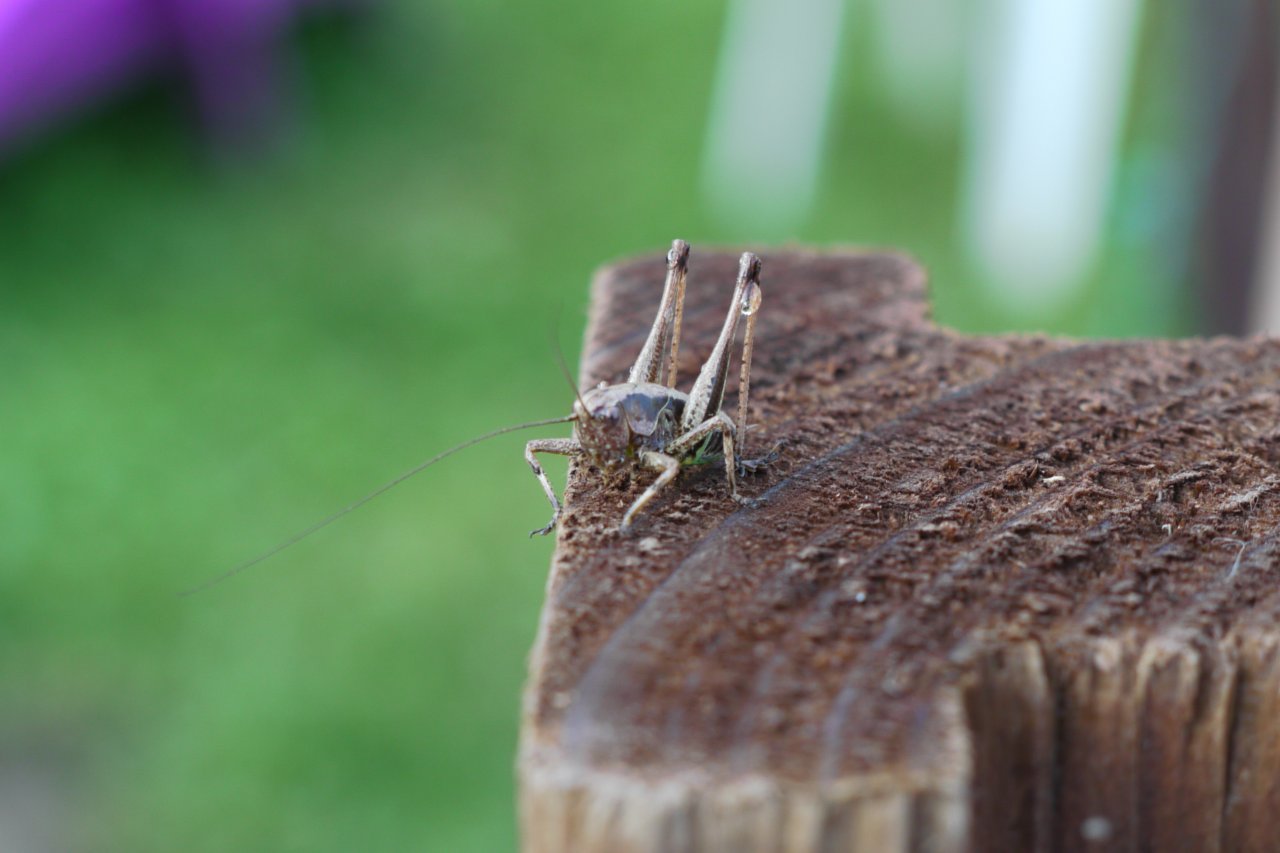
[668, 410, 743, 502]
[525, 438, 581, 536]
[620, 451, 681, 530]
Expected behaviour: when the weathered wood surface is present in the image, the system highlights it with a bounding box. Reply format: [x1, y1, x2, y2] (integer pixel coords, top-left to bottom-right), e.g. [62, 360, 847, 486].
[519, 248, 1280, 852]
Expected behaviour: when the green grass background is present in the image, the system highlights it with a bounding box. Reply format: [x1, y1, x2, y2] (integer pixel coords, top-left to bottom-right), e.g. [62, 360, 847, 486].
[1, 2, 1188, 850]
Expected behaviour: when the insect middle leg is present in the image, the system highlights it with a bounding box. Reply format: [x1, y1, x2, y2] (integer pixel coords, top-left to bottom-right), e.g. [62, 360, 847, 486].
[525, 438, 581, 536]
[668, 410, 741, 501]
[620, 451, 681, 530]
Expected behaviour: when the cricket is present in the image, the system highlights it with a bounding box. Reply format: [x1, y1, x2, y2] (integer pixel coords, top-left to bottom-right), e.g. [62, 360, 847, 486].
[526, 239, 764, 535]
[182, 240, 764, 594]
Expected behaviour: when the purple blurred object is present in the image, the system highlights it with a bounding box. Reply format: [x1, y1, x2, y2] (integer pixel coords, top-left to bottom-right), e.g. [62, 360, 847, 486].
[0, 0, 348, 154]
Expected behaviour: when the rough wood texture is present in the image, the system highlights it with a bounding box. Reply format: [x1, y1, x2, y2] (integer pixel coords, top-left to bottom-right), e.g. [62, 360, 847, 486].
[519, 248, 1280, 852]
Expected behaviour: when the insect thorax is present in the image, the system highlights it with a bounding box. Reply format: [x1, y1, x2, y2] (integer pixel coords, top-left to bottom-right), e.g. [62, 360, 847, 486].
[574, 382, 688, 464]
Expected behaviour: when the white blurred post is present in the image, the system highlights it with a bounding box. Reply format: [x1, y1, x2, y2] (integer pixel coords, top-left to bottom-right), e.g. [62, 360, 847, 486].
[702, 0, 846, 235]
[961, 0, 1144, 314]
[869, 0, 971, 132]
[1249, 82, 1280, 334]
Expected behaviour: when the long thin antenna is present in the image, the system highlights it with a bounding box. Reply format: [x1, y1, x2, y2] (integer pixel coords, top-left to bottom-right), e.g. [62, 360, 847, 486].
[179, 414, 577, 597]
[550, 321, 588, 413]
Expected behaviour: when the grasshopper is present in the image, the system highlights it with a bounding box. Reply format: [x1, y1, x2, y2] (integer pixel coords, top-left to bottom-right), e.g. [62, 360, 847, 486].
[182, 240, 762, 594]
[525, 239, 764, 534]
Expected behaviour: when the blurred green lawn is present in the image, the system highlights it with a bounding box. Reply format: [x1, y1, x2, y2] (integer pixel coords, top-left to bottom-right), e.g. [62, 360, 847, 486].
[0, 2, 1184, 851]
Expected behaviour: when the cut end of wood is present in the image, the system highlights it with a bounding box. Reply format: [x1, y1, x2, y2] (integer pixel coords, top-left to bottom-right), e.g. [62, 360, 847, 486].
[519, 247, 1280, 852]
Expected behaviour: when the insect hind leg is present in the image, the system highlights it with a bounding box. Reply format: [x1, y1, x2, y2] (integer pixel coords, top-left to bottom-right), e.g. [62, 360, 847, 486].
[737, 437, 781, 475]
[628, 240, 689, 386]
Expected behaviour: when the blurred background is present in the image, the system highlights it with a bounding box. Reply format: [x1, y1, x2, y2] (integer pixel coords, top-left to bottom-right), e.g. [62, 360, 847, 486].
[2, 0, 1276, 849]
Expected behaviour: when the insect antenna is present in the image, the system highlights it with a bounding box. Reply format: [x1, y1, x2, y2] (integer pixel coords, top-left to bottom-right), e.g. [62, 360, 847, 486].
[550, 315, 589, 413]
[179, 413, 577, 597]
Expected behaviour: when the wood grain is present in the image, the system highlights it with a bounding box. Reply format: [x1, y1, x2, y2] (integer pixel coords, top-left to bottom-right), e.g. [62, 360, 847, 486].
[519, 248, 1280, 852]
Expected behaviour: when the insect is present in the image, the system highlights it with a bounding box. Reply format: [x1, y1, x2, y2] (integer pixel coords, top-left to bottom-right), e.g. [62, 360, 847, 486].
[182, 240, 763, 594]
[525, 239, 765, 534]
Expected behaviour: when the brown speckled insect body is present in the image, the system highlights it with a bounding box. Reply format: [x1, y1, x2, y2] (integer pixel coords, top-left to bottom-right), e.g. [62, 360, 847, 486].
[525, 240, 764, 534]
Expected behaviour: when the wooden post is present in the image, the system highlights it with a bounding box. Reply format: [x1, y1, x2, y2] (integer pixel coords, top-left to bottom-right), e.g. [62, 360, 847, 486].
[519, 248, 1280, 852]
